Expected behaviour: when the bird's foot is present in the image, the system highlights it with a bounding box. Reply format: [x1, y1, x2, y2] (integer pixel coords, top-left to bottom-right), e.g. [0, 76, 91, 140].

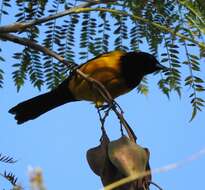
[97, 104, 110, 110]
[97, 103, 117, 111]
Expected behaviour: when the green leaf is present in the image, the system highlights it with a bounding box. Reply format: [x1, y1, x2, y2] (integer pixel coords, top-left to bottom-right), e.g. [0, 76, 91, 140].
[189, 106, 197, 122]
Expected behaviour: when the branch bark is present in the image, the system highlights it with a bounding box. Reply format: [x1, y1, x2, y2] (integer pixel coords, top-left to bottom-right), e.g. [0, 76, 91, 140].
[0, 0, 115, 33]
[0, 33, 75, 68]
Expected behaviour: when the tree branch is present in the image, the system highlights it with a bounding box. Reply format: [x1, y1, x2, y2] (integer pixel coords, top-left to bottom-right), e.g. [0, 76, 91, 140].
[1, 5, 204, 49]
[71, 7, 205, 49]
[0, 33, 76, 69]
[0, 0, 115, 33]
[0, 32, 136, 142]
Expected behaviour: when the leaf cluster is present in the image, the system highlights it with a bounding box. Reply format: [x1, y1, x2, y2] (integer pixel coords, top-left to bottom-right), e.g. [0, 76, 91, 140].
[0, 153, 20, 189]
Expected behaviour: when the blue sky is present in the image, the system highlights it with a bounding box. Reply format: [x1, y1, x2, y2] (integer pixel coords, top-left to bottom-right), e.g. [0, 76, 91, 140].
[1, 47, 205, 190]
[1, 2, 205, 190]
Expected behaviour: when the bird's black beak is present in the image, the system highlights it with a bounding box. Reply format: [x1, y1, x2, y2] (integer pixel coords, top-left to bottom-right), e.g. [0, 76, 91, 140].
[156, 62, 170, 72]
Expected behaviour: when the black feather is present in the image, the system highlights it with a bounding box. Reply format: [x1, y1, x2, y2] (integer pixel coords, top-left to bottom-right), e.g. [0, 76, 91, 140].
[9, 79, 77, 124]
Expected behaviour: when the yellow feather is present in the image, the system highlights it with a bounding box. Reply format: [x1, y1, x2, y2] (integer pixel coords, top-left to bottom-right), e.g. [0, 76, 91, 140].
[68, 50, 132, 104]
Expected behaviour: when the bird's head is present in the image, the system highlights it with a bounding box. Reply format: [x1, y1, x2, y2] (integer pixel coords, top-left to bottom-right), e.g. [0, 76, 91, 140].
[121, 51, 169, 76]
[137, 52, 168, 74]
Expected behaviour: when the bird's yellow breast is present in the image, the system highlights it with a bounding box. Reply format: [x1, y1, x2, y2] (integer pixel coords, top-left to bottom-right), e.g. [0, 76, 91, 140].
[68, 51, 132, 105]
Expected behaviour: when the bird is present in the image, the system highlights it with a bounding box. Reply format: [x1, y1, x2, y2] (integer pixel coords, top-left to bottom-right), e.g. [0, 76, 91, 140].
[9, 50, 168, 124]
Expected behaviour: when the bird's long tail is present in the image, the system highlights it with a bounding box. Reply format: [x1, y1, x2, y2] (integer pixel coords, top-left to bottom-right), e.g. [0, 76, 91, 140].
[9, 81, 77, 124]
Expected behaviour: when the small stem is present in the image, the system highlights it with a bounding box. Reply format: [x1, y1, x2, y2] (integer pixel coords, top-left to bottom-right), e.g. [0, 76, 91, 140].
[96, 106, 106, 134]
[119, 109, 124, 136]
[97, 106, 111, 138]
[148, 181, 163, 190]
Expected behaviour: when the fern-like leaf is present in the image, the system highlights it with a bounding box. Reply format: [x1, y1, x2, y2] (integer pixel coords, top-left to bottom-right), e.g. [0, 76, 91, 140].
[3, 171, 18, 186]
[0, 153, 17, 164]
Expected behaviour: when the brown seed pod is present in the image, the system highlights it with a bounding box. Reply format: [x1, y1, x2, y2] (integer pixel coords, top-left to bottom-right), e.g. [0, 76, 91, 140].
[87, 135, 151, 190]
[108, 136, 151, 189]
[108, 136, 149, 176]
[86, 133, 110, 176]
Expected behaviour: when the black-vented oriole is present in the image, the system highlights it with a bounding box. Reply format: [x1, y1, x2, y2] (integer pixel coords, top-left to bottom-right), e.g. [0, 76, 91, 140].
[9, 50, 168, 124]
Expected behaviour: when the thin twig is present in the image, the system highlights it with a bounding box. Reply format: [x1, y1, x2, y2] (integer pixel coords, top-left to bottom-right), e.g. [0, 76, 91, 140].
[0, 0, 115, 33]
[0, 32, 137, 142]
[0, 6, 204, 49]
[70, 7, 205, 49]
[148, 181, 163, 190]
[97, 106, 111, 138]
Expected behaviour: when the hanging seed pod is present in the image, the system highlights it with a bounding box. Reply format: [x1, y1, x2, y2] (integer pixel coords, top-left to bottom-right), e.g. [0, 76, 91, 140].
[86, 133, 124, 187]
[86, 133, 110, 176]
[87, 134, 151, 190]
[108, 136, 149, 176]
[108, 136, 151, 189]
